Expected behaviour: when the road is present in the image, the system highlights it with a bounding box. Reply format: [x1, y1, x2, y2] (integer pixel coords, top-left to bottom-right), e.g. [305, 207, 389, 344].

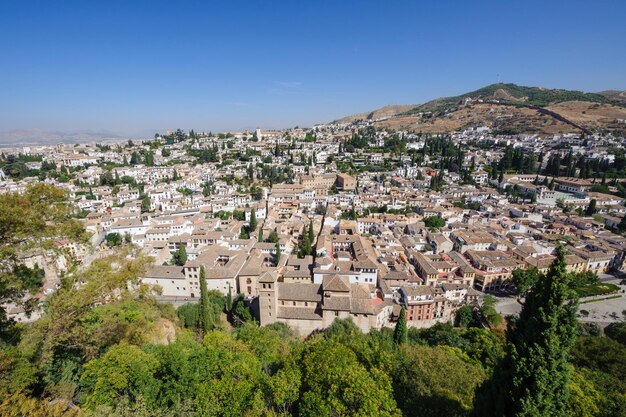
[493, 278, 626, 325]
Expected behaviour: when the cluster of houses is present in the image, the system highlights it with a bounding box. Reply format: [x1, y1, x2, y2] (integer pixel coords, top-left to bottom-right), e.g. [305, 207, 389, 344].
[2, 124, 626, 334]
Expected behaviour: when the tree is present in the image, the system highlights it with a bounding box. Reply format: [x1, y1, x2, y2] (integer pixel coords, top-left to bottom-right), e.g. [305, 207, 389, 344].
[475, 246, 578, 416]
[258, 228, 263, 243]
[249, 209, 257, 232]
[105, 232, 122, 247]
[512, 267, 541, 297]
[80, 343, 159, 410]
[479, 295, 503, 327]
[275, 242, 281, 265]
[176, 302, 201, 331]
[171, 244, 187, 266]
[143, 151, 154, 166]
[605, 321, 626, 346]
[268, 231, 279, 243]
[585, 199, 597, 216]
[308, 220, 314, 243]
[140, 194, 150, 212]
[233, 210, 246, 221]
[298, 340, 401, 417]
[423, 215, 445, 229]
[393, 308, 408, 345]
[199, 266, 213, 332]
[395, 345, 486, 416]
[239, 226, 250, 239]
[231, 294, 253, 327]
[456, 305, 474, 328]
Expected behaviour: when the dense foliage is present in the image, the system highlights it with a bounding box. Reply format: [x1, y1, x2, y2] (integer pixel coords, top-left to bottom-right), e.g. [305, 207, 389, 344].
[475, 247, 580, 416]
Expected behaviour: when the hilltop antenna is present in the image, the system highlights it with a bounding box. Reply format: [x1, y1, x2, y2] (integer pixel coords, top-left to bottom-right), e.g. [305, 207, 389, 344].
[497, 74, 501, 84]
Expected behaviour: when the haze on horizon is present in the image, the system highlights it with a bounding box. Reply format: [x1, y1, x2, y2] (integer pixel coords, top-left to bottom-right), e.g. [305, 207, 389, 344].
[1, 0, 625, 137]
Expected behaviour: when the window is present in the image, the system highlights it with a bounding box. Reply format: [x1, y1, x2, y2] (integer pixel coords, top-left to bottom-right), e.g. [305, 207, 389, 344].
[262, 283, 266, 289]
[293, 301, 296, 306]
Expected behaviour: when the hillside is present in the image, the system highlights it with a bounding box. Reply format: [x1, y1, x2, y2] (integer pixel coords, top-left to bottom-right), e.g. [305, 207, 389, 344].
[336, 104, 416, 124]
[337, 83, 626, 135]
[598, 89, 626, 104]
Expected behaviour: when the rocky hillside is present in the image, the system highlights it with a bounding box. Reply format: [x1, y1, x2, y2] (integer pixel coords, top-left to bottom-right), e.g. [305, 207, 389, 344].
[336, 83, 626, 135]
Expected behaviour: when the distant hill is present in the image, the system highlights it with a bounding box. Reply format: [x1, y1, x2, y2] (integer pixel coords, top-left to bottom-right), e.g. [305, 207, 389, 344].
[335, 105, 416, 124]
[598, 89, 626, 104]
[0, 129, 124, 146]
[335, 83, 626, 135]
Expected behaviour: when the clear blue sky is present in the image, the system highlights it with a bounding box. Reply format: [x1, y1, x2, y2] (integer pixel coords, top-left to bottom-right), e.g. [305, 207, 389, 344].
[1, 0, 625, 136]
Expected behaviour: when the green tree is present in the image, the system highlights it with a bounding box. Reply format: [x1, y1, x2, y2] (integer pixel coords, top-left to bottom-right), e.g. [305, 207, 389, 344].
[249, 209, 257, 232]
[393, 308, 408, 345]
[475, 246, 578, 416]
[105, 232, 122, 247]
[298, 339, 401, 417]
[233, 210, 246, 221]
[604, 321, 626, 346]
[143, 151, 155, 166]
[456, 305, 474, 328]
[512, 267, 541, 297]
[176, 302, 200, 331]
[585, 199, 597, 216]
[140, 194, 150, 212]
[395, 345, 486, 416]
[267, 231, 279, 243]
[480, 295, 503, 327]
[80, 343, 160, 410]
[423, 215, 445, 229]
[171, 245, 187, 266]
[275, 243, 281, 265]
[194, 331, 266, 416]
[199, 266, 213, 332]
[308, 220, 315, 243]
[231, 294, 253, 327]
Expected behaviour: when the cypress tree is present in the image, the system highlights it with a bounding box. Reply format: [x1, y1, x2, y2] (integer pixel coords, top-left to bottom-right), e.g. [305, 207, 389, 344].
[393, 308, 408, 345]
[249, 209, 257, 232]
[308, 220, 314, 244]
[275, 242, 281, 265]
[199, 266, 213, 332]
[474, 246, 578, 416]
[173, 244, 187, 266]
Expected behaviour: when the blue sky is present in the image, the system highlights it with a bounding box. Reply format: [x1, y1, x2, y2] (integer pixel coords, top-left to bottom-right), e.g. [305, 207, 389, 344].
[1, 0, 625, 136]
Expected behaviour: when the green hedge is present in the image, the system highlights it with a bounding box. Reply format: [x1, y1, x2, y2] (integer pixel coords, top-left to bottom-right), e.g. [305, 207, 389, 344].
[575, 283, 621, 298]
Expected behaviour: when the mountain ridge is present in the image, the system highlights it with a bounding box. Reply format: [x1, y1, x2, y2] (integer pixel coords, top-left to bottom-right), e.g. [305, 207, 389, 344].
[335, 83, 626, 135]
